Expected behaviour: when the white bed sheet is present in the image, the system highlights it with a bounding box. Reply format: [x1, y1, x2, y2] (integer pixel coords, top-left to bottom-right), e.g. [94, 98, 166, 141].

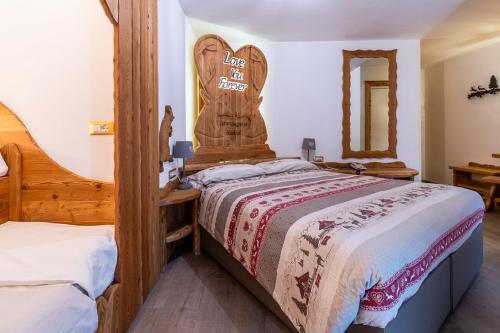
[0, 222, 117, 299]
[0, 153, 7, 177]
[0, 284, 97, 333]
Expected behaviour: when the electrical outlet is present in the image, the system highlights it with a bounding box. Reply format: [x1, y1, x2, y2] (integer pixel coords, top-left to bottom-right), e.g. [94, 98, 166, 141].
[89, 121, 114, 135]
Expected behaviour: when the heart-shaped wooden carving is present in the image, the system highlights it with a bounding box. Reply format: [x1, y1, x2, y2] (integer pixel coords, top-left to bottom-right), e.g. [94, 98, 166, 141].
[191, 34, 275, 163]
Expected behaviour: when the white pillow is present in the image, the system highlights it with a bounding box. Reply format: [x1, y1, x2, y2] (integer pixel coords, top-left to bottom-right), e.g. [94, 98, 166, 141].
[0, 153, 7, 177]
[189, 164, 267, 185]
[257, 159, 318, 174]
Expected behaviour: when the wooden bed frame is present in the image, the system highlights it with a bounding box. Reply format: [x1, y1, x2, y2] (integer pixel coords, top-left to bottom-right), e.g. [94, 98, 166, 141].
[0, 103, 119, 333]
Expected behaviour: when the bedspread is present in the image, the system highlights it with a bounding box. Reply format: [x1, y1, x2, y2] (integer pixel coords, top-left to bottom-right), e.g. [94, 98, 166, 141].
[199, 170, 484, 333]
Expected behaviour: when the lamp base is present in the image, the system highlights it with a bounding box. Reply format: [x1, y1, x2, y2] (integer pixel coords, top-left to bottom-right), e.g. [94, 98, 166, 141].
[178, 180, 192, 190]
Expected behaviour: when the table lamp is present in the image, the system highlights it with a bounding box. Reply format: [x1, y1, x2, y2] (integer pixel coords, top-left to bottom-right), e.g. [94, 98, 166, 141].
[173, 141, 194, 189]
[302, 138, 316, 162]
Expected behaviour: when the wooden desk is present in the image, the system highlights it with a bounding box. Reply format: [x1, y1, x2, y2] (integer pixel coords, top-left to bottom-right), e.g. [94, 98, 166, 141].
[493, 153, 500, 159]
[159, 188, 201, 267]
[314, 161, 418, 181]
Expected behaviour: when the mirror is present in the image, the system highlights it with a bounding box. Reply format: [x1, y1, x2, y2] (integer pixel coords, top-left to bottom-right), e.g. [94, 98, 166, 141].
[342, 50, 397, 158]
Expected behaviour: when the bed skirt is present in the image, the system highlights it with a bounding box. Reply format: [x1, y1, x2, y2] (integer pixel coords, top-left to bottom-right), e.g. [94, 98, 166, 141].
[201, 223, 483, 333]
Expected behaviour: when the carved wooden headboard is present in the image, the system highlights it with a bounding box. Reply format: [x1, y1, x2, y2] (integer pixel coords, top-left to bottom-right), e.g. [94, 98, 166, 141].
[189, 34, 276, 167]
[0, 103, 114, 225]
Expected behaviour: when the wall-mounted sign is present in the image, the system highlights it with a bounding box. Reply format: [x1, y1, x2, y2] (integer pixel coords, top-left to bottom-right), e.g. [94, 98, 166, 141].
[218, 51, 248, 92]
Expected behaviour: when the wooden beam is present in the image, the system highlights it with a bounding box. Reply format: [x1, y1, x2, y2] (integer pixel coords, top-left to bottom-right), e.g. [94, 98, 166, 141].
[140, 0, 160, 298]
[115, 0, 159, 330]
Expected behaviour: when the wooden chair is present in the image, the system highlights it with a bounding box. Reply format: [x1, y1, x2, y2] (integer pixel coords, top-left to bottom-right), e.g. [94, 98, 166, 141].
[481, 176, 500, 210]
[449, 162, 500, 210]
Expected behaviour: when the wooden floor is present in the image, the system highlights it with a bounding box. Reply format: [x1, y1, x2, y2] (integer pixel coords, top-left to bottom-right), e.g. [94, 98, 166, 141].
[130, 211, 500, 333]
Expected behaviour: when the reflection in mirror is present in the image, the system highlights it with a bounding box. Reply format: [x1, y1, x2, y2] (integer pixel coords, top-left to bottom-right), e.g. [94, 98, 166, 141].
[349, 58, 389, 152]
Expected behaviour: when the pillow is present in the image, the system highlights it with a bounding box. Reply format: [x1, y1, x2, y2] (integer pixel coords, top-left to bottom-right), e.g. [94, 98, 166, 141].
[257, 159, 318, 174]
[0, 153, 7, 177]
[189, 164, 267, 185]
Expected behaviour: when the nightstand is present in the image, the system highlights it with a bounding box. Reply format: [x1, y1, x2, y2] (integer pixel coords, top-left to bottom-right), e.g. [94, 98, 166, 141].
[314, 161, 419, 181]
[159, 188, 201, 265]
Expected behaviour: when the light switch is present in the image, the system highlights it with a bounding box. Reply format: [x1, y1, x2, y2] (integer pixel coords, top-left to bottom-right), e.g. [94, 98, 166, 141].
[89, 121, 114, 135]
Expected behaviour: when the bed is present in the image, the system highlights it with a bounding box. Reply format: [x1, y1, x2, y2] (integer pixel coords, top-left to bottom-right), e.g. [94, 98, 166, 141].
[0, 222, 117, 333]
[0, 104, 120, 333]
[188, 161, 484, 333]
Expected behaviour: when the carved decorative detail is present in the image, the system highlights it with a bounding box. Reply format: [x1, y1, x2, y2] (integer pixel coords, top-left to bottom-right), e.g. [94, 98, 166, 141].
[342, 49, 398, 159]
[159, 105, 174, 172]
[99, 0, 119, 25]
[190, 34, 275, 164]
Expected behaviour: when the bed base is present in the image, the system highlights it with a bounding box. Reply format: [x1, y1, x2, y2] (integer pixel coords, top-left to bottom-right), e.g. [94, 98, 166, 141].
[201, 224, 483, 333]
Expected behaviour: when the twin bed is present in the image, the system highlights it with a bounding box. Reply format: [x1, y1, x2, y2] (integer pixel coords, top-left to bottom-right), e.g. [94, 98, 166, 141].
[187, 159, 485, 333]
[0, 104, 119, 333]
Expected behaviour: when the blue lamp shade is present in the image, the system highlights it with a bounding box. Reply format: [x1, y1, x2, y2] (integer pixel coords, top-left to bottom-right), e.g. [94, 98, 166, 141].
[302, 138, 316, 150]
[172, 141, 194, 158]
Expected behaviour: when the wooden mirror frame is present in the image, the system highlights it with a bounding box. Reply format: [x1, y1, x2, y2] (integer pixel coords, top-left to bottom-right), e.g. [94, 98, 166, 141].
[342, 49, 398, 158]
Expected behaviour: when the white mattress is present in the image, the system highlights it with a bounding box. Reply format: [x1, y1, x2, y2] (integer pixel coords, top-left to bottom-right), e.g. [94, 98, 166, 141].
[0, 284, 97, 333]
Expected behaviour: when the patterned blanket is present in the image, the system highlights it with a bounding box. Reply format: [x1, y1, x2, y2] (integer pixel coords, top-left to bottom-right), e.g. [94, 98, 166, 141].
[198, 170, 484, 333]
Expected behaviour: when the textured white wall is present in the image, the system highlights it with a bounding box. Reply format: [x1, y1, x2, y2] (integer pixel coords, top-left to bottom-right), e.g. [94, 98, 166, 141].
[0, 0, 114, 181]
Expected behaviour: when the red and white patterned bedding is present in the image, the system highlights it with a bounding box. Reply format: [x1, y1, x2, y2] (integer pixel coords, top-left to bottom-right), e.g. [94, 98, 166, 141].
[198, 170, 484, 333]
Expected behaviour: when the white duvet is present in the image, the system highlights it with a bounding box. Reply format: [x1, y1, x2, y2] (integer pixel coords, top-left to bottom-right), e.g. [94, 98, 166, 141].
[0, 284, 98, 333]
[0, 222, 117, 299]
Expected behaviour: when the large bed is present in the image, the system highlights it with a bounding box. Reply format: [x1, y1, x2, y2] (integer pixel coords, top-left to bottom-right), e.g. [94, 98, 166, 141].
[188, 161, 484, 333]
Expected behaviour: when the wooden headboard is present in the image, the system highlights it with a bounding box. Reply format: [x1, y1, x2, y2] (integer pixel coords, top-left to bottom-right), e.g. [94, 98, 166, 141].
[0, 103, 114, 225]
[189, 34, 276, 168]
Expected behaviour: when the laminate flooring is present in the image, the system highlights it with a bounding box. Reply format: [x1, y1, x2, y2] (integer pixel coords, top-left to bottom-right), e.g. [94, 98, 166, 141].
[130, 211, 500, 333]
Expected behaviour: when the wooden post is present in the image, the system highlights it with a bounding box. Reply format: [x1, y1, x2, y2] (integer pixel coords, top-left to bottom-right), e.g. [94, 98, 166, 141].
[114, 0, 160, 330]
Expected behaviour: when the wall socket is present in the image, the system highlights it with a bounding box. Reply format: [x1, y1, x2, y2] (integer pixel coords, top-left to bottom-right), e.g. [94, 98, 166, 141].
[89, 121, 114, 135]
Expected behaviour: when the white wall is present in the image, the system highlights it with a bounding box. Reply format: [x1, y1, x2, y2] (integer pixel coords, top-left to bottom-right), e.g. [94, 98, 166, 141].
[350, 68, 361, 150]
[0, 0, 114, 181]
[183, 22, 422, 173]
[423, 63, 445, 183]
[158, 0, 187, 186]
[425, 42, 500, 184]
[264, 40, 421, 172]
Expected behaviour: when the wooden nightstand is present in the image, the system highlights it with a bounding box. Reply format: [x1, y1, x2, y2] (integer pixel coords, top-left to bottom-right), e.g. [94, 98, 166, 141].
[159, 188, 201, 266]
[314, 161, 419, 181]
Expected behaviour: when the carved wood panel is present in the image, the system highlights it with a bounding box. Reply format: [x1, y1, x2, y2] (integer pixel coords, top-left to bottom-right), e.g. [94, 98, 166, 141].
[191, 34, 275, 164]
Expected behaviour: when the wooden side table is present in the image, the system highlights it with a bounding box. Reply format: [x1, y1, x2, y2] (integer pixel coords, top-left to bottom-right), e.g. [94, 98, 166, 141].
[159, 188, 201, 267]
